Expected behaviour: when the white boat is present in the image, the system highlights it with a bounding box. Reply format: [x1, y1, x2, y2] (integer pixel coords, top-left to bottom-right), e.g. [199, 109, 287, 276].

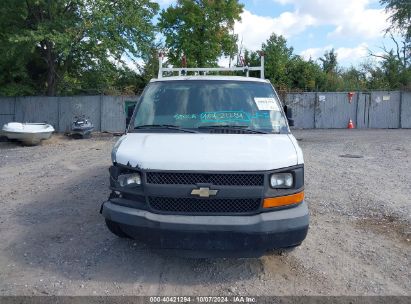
[1, 122, 55, 145]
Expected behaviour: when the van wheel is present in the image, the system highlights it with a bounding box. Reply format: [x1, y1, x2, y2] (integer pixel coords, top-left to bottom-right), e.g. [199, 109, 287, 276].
[105, 219, 130, 238]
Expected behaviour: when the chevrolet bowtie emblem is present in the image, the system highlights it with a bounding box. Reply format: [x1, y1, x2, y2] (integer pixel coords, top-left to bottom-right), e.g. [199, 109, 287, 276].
[191, 187, 218, 198]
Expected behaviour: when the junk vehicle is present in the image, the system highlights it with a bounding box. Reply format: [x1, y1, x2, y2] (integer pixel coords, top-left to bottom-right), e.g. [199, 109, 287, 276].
[100, 53, 308, 257]
[70, 116, 94, 138]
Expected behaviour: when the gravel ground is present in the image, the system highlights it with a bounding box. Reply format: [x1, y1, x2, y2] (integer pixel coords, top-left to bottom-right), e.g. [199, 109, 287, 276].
[0, 130, 410, 296]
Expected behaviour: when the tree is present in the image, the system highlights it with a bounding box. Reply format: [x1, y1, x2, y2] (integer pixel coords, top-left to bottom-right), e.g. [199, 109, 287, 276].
[141, 47, 161, 84]
[241, 49, 261, 77]
[339, 66, 367, 91]
[261, 34, 294, 89]
[158, 0, 243, 67]
[360, 62, 389, 90]
[287, 57, 325, 91]
[381, 0, 411, 42]
[320, 49, 338, 74]
[318, 49, 343, 91]
[243, 34, 328, 91]
[0, 0, 159, 96]
[368, 35, 411, 89]
[378, 1, 411, 89]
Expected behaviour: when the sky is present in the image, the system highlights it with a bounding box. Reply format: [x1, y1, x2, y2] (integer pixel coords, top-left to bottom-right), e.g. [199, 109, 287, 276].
[155, 0, 394, 67]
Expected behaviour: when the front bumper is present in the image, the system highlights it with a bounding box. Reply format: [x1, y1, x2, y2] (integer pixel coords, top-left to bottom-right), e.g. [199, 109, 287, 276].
[101, 199, 309, 256]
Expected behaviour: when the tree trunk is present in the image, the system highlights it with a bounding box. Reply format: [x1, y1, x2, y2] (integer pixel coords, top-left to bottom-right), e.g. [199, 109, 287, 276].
[46, 68, 56, 96]
[45, 41, 57, 96]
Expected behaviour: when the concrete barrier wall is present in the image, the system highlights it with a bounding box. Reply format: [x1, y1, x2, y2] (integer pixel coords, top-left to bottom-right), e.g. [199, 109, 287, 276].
[0, 92, 410, 131]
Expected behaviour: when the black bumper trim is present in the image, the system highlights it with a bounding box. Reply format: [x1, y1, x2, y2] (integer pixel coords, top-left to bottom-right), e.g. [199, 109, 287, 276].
[101, 199, 309, 254]
[121, 225, 308, 253]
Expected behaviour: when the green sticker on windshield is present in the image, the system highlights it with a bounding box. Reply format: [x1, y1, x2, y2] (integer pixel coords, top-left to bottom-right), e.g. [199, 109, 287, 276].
[200, 111, 250, 123]
[174, 114, 198, 120]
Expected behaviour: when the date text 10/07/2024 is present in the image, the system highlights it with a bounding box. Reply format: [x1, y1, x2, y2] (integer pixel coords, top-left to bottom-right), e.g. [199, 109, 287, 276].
[149, 296, 257, 303]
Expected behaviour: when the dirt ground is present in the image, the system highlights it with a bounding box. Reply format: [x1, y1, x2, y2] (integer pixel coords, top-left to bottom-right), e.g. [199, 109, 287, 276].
[0, 130, 410, 296]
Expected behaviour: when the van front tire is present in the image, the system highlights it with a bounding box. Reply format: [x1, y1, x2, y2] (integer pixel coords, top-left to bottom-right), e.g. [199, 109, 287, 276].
[105, 219, 130, 238]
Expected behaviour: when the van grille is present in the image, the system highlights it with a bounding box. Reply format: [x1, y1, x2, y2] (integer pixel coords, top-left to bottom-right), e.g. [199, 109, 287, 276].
[146, 172, 264, 186]
[149, 197, 261, 214]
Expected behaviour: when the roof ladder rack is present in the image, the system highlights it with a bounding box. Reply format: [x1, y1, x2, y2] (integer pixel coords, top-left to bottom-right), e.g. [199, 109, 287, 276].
[157, 52, 265, 79]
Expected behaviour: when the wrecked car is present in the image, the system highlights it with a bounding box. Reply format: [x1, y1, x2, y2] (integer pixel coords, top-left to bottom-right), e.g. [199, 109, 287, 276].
[100, 56, 308, 257]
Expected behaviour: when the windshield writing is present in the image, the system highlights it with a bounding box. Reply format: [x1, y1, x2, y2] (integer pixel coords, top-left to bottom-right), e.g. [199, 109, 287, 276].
[133, 80, 288, 133]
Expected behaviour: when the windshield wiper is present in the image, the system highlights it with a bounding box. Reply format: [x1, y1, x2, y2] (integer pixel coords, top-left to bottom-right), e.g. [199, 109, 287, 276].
[133, 124, 198, 133]
[198, 125, 269, 134]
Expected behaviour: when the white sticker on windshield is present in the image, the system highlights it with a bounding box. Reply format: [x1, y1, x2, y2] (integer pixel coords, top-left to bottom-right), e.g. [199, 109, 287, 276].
[254, 98, 280, 111]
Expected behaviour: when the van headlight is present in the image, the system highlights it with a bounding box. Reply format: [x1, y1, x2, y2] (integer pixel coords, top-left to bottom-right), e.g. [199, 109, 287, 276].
[118, 173, 141, 187]
[270, 173, 293, 188]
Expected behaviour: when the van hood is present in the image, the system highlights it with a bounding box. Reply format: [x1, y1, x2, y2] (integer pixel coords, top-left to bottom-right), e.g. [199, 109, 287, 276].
[114, 133, 301, 171]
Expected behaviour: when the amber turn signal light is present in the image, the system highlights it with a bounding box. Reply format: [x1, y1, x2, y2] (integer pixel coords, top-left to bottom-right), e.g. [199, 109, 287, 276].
[263, 191, 304, 208]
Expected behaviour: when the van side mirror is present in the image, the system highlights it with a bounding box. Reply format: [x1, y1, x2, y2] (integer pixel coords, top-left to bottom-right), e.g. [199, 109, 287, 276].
[283, 105, 294, 127]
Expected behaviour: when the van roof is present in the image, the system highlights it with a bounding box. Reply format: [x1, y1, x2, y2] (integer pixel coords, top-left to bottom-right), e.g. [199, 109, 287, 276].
[150, 76, 270, 83]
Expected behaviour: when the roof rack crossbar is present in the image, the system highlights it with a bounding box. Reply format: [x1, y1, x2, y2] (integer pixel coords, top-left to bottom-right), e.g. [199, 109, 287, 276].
[157, 52, 265, 79]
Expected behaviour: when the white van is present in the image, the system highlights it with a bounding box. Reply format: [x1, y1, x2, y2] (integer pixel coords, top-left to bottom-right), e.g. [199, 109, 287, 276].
[101, 58, 308, 257]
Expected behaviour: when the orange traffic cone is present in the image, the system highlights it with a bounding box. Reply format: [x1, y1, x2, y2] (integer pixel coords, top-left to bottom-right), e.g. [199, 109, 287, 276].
[347, 119, 355, 129]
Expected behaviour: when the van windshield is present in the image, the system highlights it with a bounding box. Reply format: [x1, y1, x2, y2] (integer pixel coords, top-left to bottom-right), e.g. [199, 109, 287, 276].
[132, 80, 289, 134]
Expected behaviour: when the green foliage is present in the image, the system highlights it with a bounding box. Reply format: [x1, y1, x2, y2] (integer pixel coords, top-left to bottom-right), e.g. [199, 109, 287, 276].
[320, 49, 338, 74]
[1, 0, 410, 96]
[262, 34, 294, 89]
[379, 0, 411, 89]
[242, 33, 411, 92]
[141, 47, 161, 84]
[339, 67, 368, 91]
[242, 49, 261, 78]
[0, 0, 159, 96]
[159, 0, 243, 67]
[246, 34, 325, 91]
[381, 0, 411, 42]
[361, 63, 390, 90]
[287, 57, 325, 91]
